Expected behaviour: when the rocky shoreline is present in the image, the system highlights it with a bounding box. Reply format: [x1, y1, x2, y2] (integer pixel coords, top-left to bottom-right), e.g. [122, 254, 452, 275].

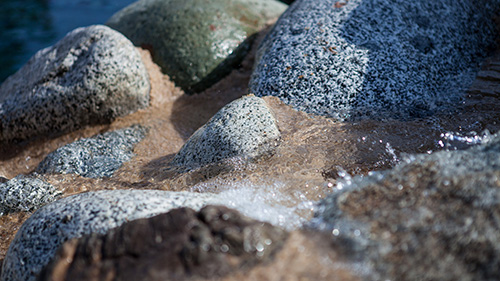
[1, 0, 500, 280]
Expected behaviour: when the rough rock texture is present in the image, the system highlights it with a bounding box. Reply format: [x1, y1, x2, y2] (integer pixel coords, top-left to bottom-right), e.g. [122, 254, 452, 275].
[38, 205, 288, 281]
[172, 95, 280, 168]
[107, 0, 286, 93]
[315, 133, 500, 280]
[0, 25, 150, 143]
[250, 0, 500, 120]
[468, 51, 500, 97]
[1, 190, 219, 281]
[0, 175, 61, 216]
[37, 125, 147, 178]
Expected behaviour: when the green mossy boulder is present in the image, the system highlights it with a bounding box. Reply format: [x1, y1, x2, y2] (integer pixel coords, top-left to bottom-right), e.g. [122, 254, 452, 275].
[107, 0, 287, 93]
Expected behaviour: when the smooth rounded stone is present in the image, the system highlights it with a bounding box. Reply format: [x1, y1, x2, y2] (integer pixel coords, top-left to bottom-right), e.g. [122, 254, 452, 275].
[1, 189, 220, 281]
[38, 205, 288, 281]
[250, 0, 500, 120]
[314, 132, 500, 280]
[0, 25, 150, 143]
[0, 175, 61, 216]
[37, 125, 147, 178]
[106, 0, 287, 93]
[171, 95, 281, 168]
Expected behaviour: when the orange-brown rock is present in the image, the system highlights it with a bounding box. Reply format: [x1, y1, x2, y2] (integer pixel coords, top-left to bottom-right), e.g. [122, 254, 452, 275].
[38, 206, 288, 281]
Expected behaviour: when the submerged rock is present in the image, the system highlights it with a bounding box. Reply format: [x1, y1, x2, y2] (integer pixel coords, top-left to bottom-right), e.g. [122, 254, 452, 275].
[0, 175, 61, 216]
[250, 0, 500, 120]
[0, 25, 150, 143]
[172, 95, 280, 169]
[37, 125, 147, 178]
[315, 133, 500, 280]
[38, 206, 287, 281]
[107, 0, 286, 93]
[1, 190, 220, 281]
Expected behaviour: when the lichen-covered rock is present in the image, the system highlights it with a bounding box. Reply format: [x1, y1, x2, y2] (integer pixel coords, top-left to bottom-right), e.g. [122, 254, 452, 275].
[172, 95, 280, 168]
[1, 190, 220, 281]
[37, 125, 147, 178]
[0, 25, 150, 143]
[106, 0, 286, 93]
[250, 0, 500, 120]
[0, 175, 61, 216]
[38, 206, 288, 281]
[314, 133, 500, 280]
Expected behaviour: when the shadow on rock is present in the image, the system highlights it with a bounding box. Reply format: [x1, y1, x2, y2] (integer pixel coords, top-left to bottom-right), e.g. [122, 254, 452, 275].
[38, 205, 288, 281]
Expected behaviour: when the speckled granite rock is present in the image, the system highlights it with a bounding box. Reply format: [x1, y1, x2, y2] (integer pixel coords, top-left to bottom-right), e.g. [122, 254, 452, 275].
[38, 206, 288, 281]
[0, 175, 61, 216]
[37, 125, 147, 178]
[172, 95, 280, 168]
[1, 190, 220, 281]
[250, 0, 500, 120]
[314, 133, 500, 280]
[107, 0, 286, 93]
[0, 25, 150, 143]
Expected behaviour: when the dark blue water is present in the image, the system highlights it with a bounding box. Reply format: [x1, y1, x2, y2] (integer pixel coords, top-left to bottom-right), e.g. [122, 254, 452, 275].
[0, 0, 136, 83]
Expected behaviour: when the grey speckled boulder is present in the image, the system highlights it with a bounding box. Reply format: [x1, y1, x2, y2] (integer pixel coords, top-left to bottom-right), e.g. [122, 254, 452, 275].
[37, 125, 147, 178]
[314, 133, 500, 280]
[0, 25, 150, 143]
[172, 95, 280, 168]
[0, 175, 61, 216]
[250, 0, 500, 120]
[1, 190, 220, 281]
[107, 0, 286, 93]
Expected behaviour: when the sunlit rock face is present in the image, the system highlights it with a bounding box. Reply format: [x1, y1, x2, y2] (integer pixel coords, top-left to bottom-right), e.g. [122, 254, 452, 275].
[315, 133, 500, 280]
[1, 190, 220, 281]
[37, 125, 147, 178]
[172, 95, 281, 169]
[0, 175, 61, 216]
[250, 0, 500, 120]
[0, 25, 150, 143]
[37, 206, 288, 281]
[107, 0, 287, 93]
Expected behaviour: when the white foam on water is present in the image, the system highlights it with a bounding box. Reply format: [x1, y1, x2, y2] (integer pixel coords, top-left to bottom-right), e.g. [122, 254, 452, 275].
[192, 179, 317, 230]
[439, 129, 494, 150]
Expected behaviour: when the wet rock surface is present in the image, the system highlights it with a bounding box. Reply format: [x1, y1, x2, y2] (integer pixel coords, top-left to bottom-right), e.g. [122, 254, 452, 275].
[37, 125, 147, 178]
[316, 133, 500, 280]
[0, 2, 500, 280]
[468, 51, 500, 98]
[172, 95, 280, 169]
[250, 0, 500, 120]
[0, 175, 61, 216]
[107, 0, 286, 92]
[0, 25, 150, 143]
[38, 205, 288, 281]
[1, 190, 220, 281]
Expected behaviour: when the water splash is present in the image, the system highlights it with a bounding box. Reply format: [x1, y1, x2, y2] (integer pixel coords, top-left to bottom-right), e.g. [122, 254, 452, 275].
[438, 129, 493, 150]
[192, 179, 318, 230]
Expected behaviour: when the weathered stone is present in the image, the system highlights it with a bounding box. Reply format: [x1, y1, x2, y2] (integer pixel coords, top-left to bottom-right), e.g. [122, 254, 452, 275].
[468, 52, 500, 98]
[107, 0, 286, 93]
[172, 95, 280, 168]
[38, 206, 288, 281]
[1, 190, 219, 281]
[250, 0, 500, 120]
[37, 125, 147, 178]
[0, 175, 61, 216]
[315, 132, 500, 280]
[0, 25, 150, 143]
